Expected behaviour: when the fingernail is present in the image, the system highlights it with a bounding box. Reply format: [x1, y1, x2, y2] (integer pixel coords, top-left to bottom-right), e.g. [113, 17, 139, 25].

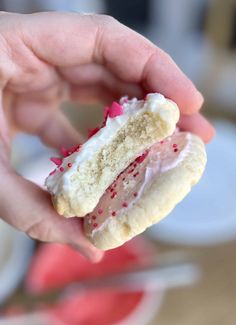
[197, 90, 204, 106]
[71, 243, 104, 263]
[204, 122, 216, 143]
[188, 90, 204, 115]
[85, 247, 104, 263]
[89, 250, 104, 263]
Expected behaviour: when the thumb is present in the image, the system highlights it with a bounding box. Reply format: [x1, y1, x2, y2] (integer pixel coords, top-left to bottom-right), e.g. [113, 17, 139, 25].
[0, 171, 103, 262]
[0, 90, 10, 157]
[0, 91, 103, 263]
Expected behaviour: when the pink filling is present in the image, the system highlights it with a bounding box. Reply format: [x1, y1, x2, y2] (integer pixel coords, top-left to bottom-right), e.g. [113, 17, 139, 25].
[84, 132, 189, 232]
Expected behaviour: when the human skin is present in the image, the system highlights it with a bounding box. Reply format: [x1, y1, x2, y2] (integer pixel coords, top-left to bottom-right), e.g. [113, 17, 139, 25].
[0, 12, 215, 262]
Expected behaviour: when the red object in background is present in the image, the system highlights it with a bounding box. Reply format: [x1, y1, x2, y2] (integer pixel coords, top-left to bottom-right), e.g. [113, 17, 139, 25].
[26, 239, 156, 325]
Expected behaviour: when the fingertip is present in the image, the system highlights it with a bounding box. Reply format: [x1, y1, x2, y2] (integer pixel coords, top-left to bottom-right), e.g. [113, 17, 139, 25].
[71, 241, 104, 263]
[89, 249, 104, 263]
[198, 114, 216, 143]
[173, 82, 204, 115]
[197, 91, 204, 107]
[82, 247, 104, 263]
[202, 122, 216, 144]
[143, 49, 204, 115]
[178, 113, 215, 143]
[183, 89, 204, 115]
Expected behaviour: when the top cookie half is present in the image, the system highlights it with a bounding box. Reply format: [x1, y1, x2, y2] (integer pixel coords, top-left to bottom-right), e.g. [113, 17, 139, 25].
[46, 93, 180, 217]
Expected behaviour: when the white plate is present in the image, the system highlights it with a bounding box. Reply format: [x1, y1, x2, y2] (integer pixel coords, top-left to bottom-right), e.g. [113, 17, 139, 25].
[0, 221, 34, 304]
[148, 120, 236, 246]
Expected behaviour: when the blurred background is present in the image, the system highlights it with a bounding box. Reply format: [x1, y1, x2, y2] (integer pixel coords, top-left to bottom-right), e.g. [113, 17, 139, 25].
[0, 0, 236, 324]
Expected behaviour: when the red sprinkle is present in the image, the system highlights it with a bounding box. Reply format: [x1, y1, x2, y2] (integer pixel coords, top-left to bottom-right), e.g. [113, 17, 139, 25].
[108, 102, 124, 118]
[133, 163, 137, 168]
[61, 145, 81, 157]
[122, 202, 128, 208]
[49, 169, 56, 176]
[50, 157, 62, 166]
[173, 144, 178, 148]
[128, 168, 134, 174]
[136, 151, 148, 164]
[88, 127, 100, 139]
[122, 177, 126, 181]
[100, 106, 110, 127]
[174, 148, 178, 152]
[133, 172, 139, 177]
[67, 163, 72, 168]
[61, 147, 68, 157]
[111, 192, 117, 199]
[133, 192, 138, 197]
[112, 211, 116, 216]
[69, 145, 80, 154]
[104, 106, 109, 119]
[93, 223, 98, 228]
[92, 215, 96, 220]
[98, 208, 103, 214]
[160, 141, 164, 144]
[59, 167, 64, 172]
[110, 188, 114, 192]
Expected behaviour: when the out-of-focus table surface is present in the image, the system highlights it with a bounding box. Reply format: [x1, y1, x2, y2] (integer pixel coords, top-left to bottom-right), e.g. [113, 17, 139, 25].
[152, 240, 236, 325]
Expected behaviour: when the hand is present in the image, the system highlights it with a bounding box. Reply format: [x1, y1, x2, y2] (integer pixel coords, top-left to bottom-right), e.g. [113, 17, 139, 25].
[0, 12, 214, 262]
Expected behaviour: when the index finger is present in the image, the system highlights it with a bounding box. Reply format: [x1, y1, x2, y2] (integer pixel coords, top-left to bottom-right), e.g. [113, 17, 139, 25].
[0, 167, 103, 262]
[16, 12, 203, 114]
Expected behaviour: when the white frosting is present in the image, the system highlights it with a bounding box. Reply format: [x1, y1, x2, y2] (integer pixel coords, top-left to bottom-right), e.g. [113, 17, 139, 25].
[46, 93, 178, 195]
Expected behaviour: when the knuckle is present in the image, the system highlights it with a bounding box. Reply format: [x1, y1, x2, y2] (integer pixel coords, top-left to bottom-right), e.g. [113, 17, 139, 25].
[26, 220, 50, 242]
[91, 14, 118, 27]
[99, 14, 117, 24]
